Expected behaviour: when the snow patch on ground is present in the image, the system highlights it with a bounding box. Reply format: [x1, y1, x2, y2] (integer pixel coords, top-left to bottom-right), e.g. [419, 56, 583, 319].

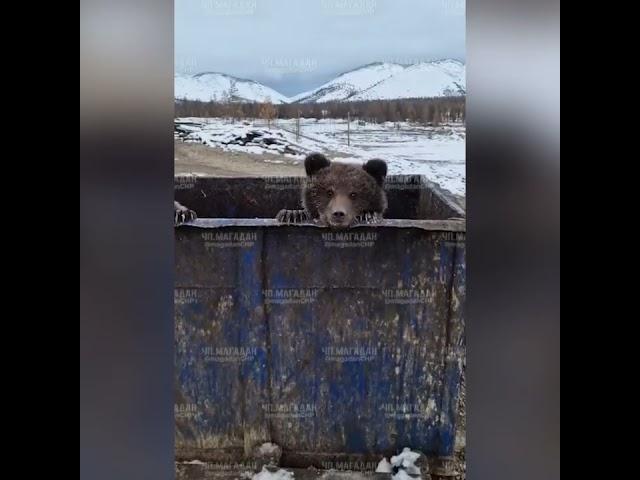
[375, 457, 393, 473]
[257, 442, 281, 456]
[175, 119, 326, 158]
[391, 447, 422, 476]
[392, 470, 415, 480]
[251, 467, 294, 480]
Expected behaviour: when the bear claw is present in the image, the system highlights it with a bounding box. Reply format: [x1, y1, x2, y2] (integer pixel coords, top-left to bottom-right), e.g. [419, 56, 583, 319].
[175, 201, 197, 226]
[276, 209, 310, 224]
[354, 212, 383, 225]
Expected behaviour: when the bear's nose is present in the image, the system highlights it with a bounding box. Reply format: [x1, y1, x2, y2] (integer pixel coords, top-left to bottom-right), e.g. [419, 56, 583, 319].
[332, 211, 346, 219]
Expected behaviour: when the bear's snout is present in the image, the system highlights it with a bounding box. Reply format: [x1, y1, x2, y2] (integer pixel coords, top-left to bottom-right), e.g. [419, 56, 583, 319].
[327, 194, 355, 227]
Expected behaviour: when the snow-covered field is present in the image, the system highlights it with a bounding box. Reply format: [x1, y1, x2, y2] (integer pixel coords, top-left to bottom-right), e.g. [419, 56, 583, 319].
[175, 117, 465, 196]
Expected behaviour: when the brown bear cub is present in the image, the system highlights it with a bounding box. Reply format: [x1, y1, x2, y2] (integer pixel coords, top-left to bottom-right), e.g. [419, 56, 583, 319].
[276, 153, 388, 229]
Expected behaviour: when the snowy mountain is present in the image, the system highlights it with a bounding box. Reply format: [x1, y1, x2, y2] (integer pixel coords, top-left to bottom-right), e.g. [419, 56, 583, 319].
[292, 60, 465, 103]
[289, 62, 406, 103]
[174, 60, 465, 104]
[174, 72, 290, 104]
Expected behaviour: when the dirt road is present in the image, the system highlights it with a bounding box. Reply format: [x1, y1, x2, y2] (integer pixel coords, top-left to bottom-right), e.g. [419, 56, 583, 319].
[175, 142, 305, 177]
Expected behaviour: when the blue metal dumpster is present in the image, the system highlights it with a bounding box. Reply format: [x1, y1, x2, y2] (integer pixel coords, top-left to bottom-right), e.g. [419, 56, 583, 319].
[174, 175, 465, 471]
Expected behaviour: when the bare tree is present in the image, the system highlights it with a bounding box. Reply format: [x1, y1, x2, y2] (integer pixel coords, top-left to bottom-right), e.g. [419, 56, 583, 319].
[228, 79, 238, 101]
[259, 97, 277, 128]
[176, 97, 465, 124]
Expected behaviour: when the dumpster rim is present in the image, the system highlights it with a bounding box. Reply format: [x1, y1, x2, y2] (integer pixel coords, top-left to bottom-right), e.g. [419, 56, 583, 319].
[178, 218, 466, 232]
[174, 173, 466, 219]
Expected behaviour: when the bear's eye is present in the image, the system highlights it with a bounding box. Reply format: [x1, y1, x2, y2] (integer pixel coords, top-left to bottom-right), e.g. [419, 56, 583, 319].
[326, 190, 334, 198]
[349, 192, 357, 199]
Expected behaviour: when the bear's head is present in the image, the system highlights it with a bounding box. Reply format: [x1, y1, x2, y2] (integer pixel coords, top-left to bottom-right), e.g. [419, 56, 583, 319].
[302, 153, 388, 229]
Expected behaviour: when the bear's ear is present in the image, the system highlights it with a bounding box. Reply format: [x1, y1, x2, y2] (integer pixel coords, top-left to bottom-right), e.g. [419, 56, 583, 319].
[305, 153, 331, 176]
[363, 159, 387, 186]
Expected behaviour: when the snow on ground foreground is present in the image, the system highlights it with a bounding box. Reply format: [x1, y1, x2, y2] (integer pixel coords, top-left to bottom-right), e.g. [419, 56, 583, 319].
[257, 442, 281, 456]
[391, 447, 421, 475]
[376, 447, 423, 478]
[175, 117, 465, 196]
[376, 458, 393, 473]
[252, 466, 294, 480]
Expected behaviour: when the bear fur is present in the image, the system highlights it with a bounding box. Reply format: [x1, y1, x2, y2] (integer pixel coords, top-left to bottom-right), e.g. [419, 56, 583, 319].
[276, 153, 387, 229]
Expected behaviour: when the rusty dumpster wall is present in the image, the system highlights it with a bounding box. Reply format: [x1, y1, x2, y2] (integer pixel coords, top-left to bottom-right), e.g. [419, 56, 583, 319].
[175, 215, 465, 463]
[173, 174, 464, 221]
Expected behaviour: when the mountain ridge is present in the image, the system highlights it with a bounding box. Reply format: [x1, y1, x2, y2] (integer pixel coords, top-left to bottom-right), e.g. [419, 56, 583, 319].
[175, 59, 465, 104]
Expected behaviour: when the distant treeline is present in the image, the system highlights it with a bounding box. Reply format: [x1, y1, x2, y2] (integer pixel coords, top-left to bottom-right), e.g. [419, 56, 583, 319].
[175, 97, 465, 125]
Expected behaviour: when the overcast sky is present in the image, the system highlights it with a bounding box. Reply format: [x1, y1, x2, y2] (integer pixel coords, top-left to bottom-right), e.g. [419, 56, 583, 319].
[175, 0, 465, 96]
